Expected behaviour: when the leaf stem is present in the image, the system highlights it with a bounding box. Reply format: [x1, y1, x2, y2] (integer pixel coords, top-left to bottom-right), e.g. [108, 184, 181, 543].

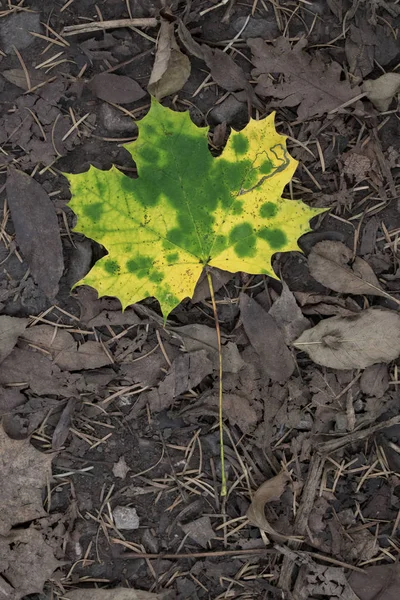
[206, 268, 227, 496]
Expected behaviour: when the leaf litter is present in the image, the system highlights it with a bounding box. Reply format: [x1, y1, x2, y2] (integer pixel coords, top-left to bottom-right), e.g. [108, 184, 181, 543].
[1, 1, 400, 599]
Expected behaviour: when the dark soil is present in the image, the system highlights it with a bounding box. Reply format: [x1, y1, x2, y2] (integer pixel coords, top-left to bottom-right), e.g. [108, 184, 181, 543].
[0, 1, 400, 599]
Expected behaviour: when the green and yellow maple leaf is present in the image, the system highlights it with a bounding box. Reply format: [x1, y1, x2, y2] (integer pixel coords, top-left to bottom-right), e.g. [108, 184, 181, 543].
[65, 100, 322, 318]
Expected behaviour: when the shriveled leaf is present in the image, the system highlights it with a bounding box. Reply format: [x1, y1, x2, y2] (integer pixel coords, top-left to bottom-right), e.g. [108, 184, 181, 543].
[6, 168, 64, 298]
[308, 241, 390, 300]
[88, 73, 146, 104]
[65, 100, 321, 318]
[240, 292, 295, 382]
[293, 308, 400, 370]
[363, 72, 400, 111]
[0, 316, 28, 364]
[0, 426, 53, 535]
[148, 19, 191, 100]
[0, 527, 59, 600]
[294, 291, 361, 317]
[178, 21, 262, 109]
[246, 471, 295, 541]
[269, 280, 310, 344]
[52, 397, 77, 450]
[360, 363, 389, 398]
[248, 37, 361, 119]
[141, 350, 213, 412]
[21, 324, 112, 371]
[170, 323, 244, 373]
[181, 516, 215, 549]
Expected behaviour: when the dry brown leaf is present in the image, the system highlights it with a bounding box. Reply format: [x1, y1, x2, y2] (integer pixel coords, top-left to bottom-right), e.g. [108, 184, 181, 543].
[0, 527, 59, 600]
[348, 562, 400, 600]
[246, 472, 295, 541]
[293, 308, 400, 370]
[308, 241, 392, 301]
[148, 19, 190, 100]
[21, 324, 112, 371]
[239, 292, 295, 382]
[294, 291, 361, 317]
[178, 21, 262, 109]
[248, 37, 361, 119]
[88, 73, 146, 104]
[0, 425, 53, 535]
[363, 72, 400, 111]
[360, 363, 389, 398]
[170, 323, 244, 373]
[0, 316, 28, 364]
[1, 68, 47, 90]
[269, 280, 310, 344]
[6, 168, 64, 298]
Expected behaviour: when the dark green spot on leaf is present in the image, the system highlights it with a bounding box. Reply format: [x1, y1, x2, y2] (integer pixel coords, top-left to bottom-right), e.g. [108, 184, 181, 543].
[259, 202, 278, 218]
[258, 227, 287, 249]
[232, 134, 249, 155]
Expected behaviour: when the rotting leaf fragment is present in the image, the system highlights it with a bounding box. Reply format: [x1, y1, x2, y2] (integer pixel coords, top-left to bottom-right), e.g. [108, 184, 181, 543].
[65, 99, 322, 318]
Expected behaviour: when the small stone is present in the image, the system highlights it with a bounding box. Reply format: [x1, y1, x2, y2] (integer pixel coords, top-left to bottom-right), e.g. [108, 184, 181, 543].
[112, 456, 130, 480]
[113, 506, 139, 530]
[181, 516, 215, 549]
[99, 104, 138, 134]
[0, 11, 42, 54]
[233, 16, 278, 39]
[209, 95, 248, 126]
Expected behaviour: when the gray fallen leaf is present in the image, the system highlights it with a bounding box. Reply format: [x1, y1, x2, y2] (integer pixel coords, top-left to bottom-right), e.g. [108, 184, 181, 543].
[88, 72, 146, 104]
[170, 323, 244, 373]
[0, 315, 28, 364]
[21, 325, 112, 371]
[148, 19, 191, 100]
[0, 426, 53, 535]
[1, 68, 47, 91]
[6, 168, 64, 298]
[181, 515, 215, 549]
[360, 363, 389, 398]
[239, 292, 295, 382]
[363, 72, 400, 111]
[293, 308, 400, 370]
[308, 241, 391, 301]
[269, 280, 310, 344]
[143, 350, 213, 413]
[348, 562, 400, 600]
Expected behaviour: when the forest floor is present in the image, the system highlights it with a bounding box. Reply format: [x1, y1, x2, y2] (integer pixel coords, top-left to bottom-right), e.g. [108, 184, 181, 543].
[0, 1, 400, 599]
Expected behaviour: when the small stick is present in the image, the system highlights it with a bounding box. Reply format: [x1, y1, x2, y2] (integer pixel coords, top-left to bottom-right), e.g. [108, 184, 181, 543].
[62, 18, 158, 36]
[206, 268, 226, 496]
[122, 548, 275, 560]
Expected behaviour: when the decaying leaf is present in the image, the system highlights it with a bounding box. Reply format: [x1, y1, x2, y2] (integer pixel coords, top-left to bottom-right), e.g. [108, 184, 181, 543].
[21, 324, 112, 371]
[363, 72, 400, 111]
[1, 68, 47, 90]
[360, 363, 389, 398]
[6, 168, 64, 298]
[66, 100, 321, 318]
[178, 21, 262, 109]
[294, 291, 361, 317]
[308, 241, 390, 300]
[0, 315, 28, 364]
[246, 471, 295, 541]
[293, 308, 400, 370]
[0, 527, 59, 600]
[240, 292, 295, 382]
[181, 515, 215, 549]
[88, 73, 146, 104]
[248, 37, 361, 119]
[148, 19, 191, 100]
[348, 562, 400, 600]
[170, 323, 244, 373]
[0, 425, 53, 535]
[269, 280, 310, 344]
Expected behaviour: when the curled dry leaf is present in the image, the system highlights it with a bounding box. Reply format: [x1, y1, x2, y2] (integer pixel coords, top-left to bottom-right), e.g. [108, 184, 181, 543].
[88, 72, 146, 104]
[148, 19, 191, 100]
[308, 241, 395, 303]
[363, 72, 400, 111]
[269, 280, 310, 344]
[293, 308, 400, 370]
[246, 471, 296, 542]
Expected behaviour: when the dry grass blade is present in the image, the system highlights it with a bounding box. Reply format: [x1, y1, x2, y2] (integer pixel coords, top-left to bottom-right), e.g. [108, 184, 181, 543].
[62, 18, 158, 36]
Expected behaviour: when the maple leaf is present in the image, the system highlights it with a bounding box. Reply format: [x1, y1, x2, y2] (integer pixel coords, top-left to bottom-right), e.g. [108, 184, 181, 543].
[248, 37, 361, 119]
[65, 99, 322, 318]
